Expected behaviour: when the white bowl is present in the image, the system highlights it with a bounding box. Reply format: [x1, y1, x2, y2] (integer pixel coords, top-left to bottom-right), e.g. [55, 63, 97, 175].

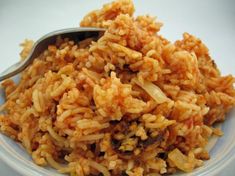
[0, 79, 235, 176]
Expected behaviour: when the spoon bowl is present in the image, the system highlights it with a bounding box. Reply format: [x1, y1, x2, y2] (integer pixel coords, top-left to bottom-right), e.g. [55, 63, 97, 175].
[0, 27, 105, 82]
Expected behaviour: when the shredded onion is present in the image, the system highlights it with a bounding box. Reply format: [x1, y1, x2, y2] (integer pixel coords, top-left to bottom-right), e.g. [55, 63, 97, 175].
[88, 160, 111, 176]
[46, 154, 68, 171]
[133, 78, 170, 104]
[168, 149, 194, 172]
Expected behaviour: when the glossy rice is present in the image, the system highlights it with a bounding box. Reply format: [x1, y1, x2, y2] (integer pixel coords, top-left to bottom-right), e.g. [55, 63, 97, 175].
[0, 0, 235, 175]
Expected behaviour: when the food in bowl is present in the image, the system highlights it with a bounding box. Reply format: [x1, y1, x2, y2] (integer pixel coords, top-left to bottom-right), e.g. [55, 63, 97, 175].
[0, 0, 235, 175]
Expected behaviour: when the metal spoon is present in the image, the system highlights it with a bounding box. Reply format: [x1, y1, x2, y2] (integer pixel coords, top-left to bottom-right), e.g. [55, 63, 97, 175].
[0, 27, 105, 82]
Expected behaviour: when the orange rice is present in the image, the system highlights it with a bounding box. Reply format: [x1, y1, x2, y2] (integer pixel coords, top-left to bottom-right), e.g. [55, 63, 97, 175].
[0, 0, 235, 175]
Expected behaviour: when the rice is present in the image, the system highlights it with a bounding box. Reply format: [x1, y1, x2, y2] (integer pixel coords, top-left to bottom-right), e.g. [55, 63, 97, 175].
[0, 0, 235, 175]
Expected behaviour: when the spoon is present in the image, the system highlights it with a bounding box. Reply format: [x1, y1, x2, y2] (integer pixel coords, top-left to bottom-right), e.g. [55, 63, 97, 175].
[0, 27, 105, 82]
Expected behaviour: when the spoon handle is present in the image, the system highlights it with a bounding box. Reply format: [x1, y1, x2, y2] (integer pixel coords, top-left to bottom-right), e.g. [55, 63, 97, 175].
[0, 59, 30, 82]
